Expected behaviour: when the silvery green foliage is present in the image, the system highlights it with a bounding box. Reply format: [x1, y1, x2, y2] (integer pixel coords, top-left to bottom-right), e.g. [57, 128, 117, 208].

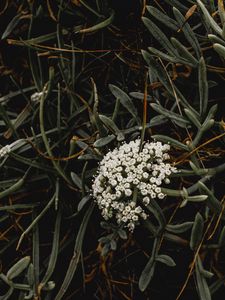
[92, 139, 177, 231]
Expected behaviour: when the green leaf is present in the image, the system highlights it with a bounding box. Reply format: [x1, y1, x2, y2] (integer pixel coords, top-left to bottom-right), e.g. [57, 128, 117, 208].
[152, 134, 188, 150]
[139, 238, 159, 291]
[198, 57, 208, 118]
[142, 50, 173, 93]
[109, 84, 139, 122]
[118, 229, 128, 240]
[173, 7, 201, 58]
[146, 6, 179, 31]
[39, 212, 61, 290]
[190, 212, 204, 250]
[7, 256, 30, 280]
[78, 153, 102, 161]
[213, 43, 225, 60]
[166, 222, 193, 234]
[146, 199, 166, 229]
[0, 178, 25, 200]
[186, 195, 208, 202]
[204, 104, 218, 124]
[208, 34, 225, 47]
[1, 13, 22, 39]
[99, 114, 125, 141]
[151, 103, 190, 127]
[27, 264, 34, 286]
[189, 161, 204, 176]
[155, 254, 176, 267]
[91, 112, 108, 139]
[184, 108, 202, 128]
[94, 135, 116, 148]
[149, 115, 168, 127]
[142, 17, 177, 56]
[110, 239, 117, 251]
[139, 258, 156, 292]
[197, 0, 222, 36]
[201, 119, 215, 132]
[170, 37, 198, 66]
[196, 256, 212, 300]
[164, 0, 188, 11]
[55, 203, 94, 300]
[71, 172, 82, 189]
[142, 50, 197, 112]
[78, 9, 114, 33]
[198, 182, 223, 216]
[78, 195, 91, 211]
[147, 47, 192, 66]
[129, 92, 151, 101]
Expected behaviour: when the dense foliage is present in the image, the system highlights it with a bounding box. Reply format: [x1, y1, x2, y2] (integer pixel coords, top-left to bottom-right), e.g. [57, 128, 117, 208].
[0, 0, 225, 299]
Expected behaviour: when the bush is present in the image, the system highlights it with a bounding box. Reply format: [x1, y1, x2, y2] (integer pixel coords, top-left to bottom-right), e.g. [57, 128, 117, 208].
[0, 1, 225, 299]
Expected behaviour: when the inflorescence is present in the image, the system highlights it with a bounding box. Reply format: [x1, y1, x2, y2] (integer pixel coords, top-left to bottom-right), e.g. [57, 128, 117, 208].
[92, 139, 177, 232]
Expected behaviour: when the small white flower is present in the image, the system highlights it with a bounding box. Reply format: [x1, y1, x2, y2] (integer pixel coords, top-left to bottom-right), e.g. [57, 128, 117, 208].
[125, 189, 132, 197]
[135, 206, 142, 213]
[142, 172, 149, 179]
[141, 189, 148, 196]
[132, 215, 139, 221]
[155, 187, 161, 193]
[143, 196, 150, 206]
[158, 193, 166, 199]
[111, 180, 117, 187]
[164, 178, 170, 184]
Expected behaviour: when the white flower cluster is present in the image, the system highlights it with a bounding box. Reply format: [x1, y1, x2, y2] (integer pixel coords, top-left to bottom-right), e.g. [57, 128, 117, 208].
[92, 139, 177, 232]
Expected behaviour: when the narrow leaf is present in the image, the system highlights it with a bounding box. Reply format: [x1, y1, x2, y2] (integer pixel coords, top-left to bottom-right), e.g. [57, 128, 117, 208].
[190, 212, 204, 250]
[99, 114, 125, 141]
[184, 108, 202, 128]
[156, 254, 176, 267]
[147, 47, 192, 66]
[2, 14, 22, 39]
[152, 134, 188, 150]
[198, 181, 223, 216]
[78, 9, 114, 33]
[146, 6, 179, 31]
[197, 0, 222, 36]
[198, 57, 208, 118]
[213, 43, 225, 60]
[71, 172, 82, 189]
[109, 84, 139, 122]
[187, 195, 208, 202]
[171, 37, 198, 66]
[142, 17, 177, 56]
[166, 222, 193, 234]
[55, 203, 94, 300]
[208, 34, 225, 47]
[173, 7, 201, 58]
[151, 103, 190, 127]
[94, 135, 115, 148]
[78, 195, 91, 211]
[139, 258, 156, 291]
[196, 256, 212, 300]
[7, 256, 30, 280]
